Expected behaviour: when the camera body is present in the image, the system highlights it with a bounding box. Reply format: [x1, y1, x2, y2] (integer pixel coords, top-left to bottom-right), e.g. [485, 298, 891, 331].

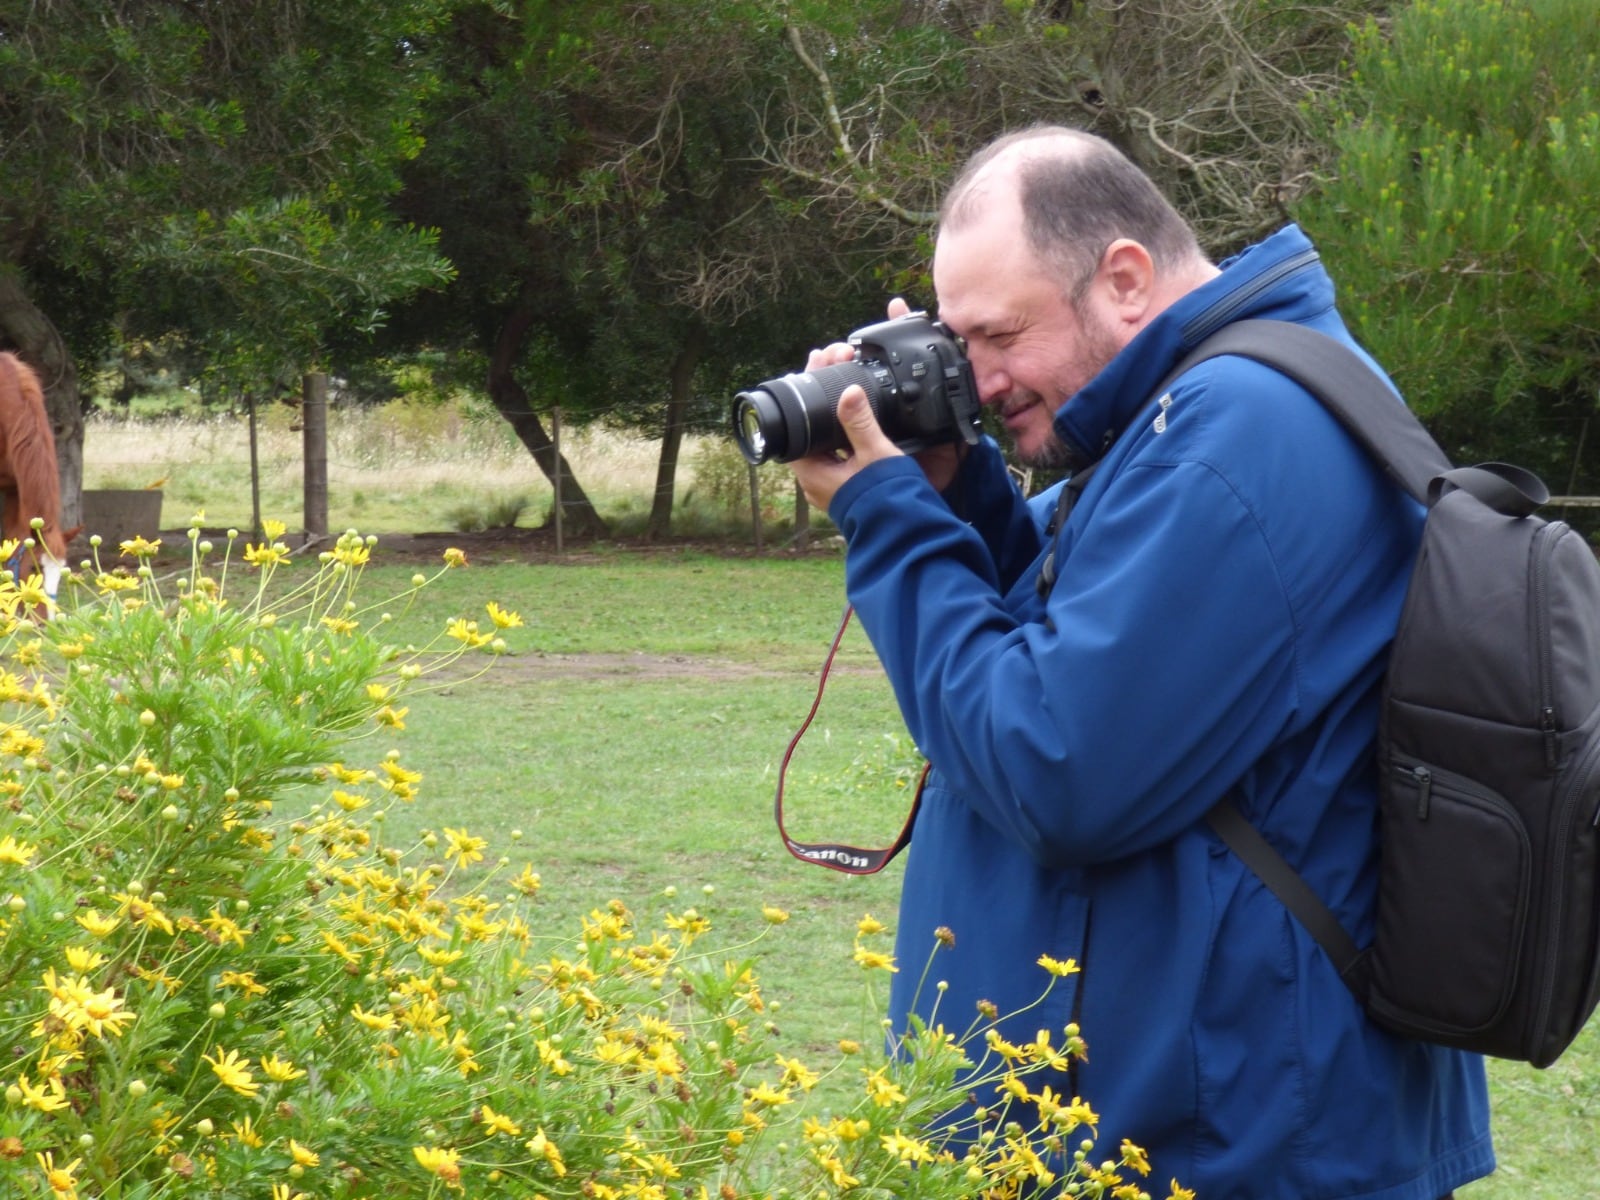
[732, 312, 983, 465]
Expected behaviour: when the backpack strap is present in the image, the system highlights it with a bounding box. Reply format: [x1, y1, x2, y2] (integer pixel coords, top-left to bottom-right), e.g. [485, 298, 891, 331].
[1159, 319, 1452, 506]
[1157, 320, 1450, 1003]
[1205, 799, 1372, 995]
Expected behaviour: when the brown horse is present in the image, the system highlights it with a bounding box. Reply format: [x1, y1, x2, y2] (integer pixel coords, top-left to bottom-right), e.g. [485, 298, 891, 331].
[0, 351, 76, 602]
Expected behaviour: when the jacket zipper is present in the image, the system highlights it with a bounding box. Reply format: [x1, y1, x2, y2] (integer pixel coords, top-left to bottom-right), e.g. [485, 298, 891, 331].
[1180, 248, 1322, 346]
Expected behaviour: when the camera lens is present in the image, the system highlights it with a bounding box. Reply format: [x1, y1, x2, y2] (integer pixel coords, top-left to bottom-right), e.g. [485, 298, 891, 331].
[732, 363, 881, 465]
[732, 388, 787, 464]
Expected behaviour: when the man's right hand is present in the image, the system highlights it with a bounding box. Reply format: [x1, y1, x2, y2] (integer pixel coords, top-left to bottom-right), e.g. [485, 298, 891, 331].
[785, 298, 966, 509]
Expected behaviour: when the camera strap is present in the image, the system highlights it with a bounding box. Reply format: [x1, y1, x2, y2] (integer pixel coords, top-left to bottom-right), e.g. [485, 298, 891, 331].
[774, 603, 929, 875]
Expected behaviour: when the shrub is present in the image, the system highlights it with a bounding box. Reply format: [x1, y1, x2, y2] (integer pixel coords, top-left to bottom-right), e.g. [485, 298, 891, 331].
[0, 525, 1182, 1199]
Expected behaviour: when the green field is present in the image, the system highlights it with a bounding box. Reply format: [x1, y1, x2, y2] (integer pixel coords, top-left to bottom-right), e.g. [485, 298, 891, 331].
[268, 553, 1600, 1199]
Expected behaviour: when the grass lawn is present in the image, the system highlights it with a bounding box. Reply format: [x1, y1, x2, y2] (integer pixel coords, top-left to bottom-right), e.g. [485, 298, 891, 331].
[287, 551, 1600, 1198]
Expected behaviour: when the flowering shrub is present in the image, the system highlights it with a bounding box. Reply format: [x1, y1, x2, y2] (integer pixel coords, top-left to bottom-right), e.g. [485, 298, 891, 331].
[0, 523, 1187, 1199]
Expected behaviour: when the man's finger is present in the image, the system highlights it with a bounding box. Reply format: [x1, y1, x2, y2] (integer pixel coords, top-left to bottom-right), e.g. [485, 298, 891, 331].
[836, 385, 898, 460]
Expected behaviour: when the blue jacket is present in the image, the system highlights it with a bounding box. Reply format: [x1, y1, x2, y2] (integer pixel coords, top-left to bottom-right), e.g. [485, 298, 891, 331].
[828, 226, 1493, 1199]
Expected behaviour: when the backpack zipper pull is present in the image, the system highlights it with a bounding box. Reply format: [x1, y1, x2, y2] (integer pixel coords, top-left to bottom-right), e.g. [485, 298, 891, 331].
[1541, 707, 1560, 771]
[1413, 766, 1432, 820]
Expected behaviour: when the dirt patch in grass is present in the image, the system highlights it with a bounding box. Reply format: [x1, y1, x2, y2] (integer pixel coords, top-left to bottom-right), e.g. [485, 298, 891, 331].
[126, 525, 839, 567]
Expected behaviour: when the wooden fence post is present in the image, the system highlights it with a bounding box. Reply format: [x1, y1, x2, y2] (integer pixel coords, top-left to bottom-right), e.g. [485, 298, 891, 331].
[552, 406, 564, 555]
[302, 372, 329, 540]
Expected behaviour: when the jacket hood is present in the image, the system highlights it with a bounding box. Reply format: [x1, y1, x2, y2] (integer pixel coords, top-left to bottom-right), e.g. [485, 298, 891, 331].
[1053, 224, 1334, 469]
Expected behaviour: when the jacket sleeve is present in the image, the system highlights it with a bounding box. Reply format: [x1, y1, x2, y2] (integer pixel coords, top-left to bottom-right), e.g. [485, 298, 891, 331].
[937, 438, 1045, 592]
[830, 452, 1301, 868]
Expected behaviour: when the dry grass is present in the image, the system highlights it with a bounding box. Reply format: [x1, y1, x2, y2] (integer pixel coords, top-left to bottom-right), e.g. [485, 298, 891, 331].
[81, 400, 732, 534]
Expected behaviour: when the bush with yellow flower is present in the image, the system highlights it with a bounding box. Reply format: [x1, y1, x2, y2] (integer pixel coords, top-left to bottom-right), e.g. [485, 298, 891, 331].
[0, 521, 1188, 1199]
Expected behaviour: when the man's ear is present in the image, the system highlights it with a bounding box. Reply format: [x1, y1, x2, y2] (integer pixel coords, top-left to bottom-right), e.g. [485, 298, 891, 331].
[1097, 239, 1156, 321]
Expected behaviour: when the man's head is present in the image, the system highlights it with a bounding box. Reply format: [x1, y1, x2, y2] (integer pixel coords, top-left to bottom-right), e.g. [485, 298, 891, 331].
[932, 126, 1215, 466]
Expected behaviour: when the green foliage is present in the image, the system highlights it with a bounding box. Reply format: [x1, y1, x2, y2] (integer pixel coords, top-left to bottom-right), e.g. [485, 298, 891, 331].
[0, 531, 1187, 1200]
[689, 439, 758, 518]
[446, 493, 533, 532]
[1297, 0, 1600, 478]
[0, 0, 456, 382]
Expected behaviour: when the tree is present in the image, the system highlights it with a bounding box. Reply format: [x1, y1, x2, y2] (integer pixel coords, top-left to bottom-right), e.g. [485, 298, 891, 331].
[0, 0, 453, 524]
[1295, 0, 1600, 489]
[390, 1, 887, 538]
[757, 0, 1393, 261]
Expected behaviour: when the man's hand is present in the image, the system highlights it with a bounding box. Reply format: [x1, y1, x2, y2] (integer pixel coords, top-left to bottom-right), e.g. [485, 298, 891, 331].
[787, 297, 964, 511]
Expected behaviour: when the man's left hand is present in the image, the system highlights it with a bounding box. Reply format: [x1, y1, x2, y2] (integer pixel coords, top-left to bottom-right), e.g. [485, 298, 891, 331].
[788, 384, 905, 511]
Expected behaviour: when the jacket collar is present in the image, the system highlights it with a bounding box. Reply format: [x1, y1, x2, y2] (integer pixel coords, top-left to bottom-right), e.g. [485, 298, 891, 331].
[1052, 224, 1332, 470]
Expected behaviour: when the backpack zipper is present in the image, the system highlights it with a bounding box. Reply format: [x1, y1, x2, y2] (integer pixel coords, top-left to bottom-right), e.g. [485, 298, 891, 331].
[1533, 523, 1560, 772]
[1533, 731, 1600, 1044]
[1413, 765, 1433, 819]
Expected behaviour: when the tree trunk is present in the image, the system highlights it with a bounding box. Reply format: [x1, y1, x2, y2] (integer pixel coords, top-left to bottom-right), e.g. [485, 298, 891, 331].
[647, 321, 707, 539]
[487, 297, 608, 539]
[0, 271, 85, 530]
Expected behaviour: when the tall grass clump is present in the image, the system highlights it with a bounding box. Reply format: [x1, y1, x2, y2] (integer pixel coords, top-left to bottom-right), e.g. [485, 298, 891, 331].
[0, 527, 1188, 1199]
[84, 399, 730, 536]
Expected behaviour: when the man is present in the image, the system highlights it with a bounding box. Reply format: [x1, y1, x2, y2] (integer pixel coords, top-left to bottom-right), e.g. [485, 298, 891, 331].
[788, 127, 1493, 1199]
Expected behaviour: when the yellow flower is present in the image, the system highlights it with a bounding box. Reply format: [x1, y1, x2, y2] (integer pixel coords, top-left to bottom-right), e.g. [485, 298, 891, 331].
[375, 705, 408, 730]
[15, 1074, 70, 1112]
[1055, 1095, 1099, 1133]
[351, 1004, 397, 1032]
[775, 1054, 819, 1091]
[445, 617, 493, 648]
[118, 535, 161, 558]
[1168, 1180, 1197, 1200]
[1120, 1139, 1153, 1177]
[63, 947, 107, 973]
[329, 761, 377, 784]
[259, 1053, 305, 1082]
[94, 571, 140, 592]
[442, 827, 488, 868]
[485, 601, 523, 628]
[244, 542, 288, 567]
[880, 1131, 935, 1163]
[202, 1046, 260, 1097]
[36, 1150, 81, 1199]
[74, 910, 120, 938]
[525, 1128, 567, 1177]
[863, 1067, 907, 1108]
[219, 970, 268, 998]
[480, 1102, 522, 1137]
[1037, 953, 1080, 977]
[511, 865, 542, 896]
[852, 944, 898, 972]
[287, 1139, 320, 1167]
[44, 971, 136, 1039]
[442, 547, 468, 567]
[761, 905, 790, 924]
[111, 892, 175, 935]
[413, 1145, 462, 1187]
[814, 1152, 860, 1189]
[262, 519, 288, 540]
[231, 1117, 265, 1148]
[856, 913, 888, 936]
[271, 1185, 308, 1200]
[746, 1082, 792, 1107]
[0, 835, 37, 865]
[202, 908, 247, 948]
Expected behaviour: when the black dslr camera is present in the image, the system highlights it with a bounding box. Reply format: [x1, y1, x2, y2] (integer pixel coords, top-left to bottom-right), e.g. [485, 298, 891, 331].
[732, 311, 983, 465]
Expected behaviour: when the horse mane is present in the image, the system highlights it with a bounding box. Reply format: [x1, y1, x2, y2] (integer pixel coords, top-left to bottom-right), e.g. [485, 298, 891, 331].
[0, 351, 69, 562]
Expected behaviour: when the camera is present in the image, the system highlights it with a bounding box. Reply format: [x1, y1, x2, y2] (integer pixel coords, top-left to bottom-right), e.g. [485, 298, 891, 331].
[732, 311, 983, 465]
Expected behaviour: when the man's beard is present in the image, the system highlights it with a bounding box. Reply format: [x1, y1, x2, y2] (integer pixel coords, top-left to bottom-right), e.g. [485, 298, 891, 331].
[1015, 430, 1074, 471]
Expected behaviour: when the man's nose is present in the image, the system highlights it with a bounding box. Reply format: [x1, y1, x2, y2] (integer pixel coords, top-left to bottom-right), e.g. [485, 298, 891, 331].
[970, 351, 1010, 406]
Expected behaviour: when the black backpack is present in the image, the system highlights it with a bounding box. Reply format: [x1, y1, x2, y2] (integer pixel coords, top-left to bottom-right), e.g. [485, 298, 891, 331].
[1165, 320, 1600, 1068]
